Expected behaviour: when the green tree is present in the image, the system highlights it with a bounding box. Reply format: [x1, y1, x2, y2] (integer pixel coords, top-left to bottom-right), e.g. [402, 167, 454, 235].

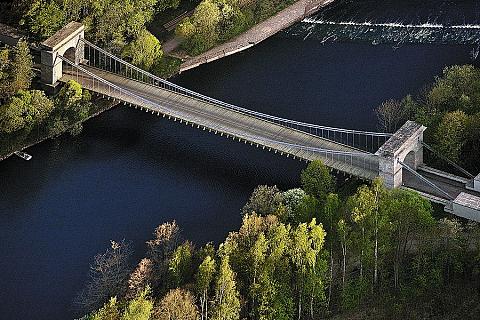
[11, 40, 33, 94]
[89, 297, 120, 320]
[0, 90, 53, 134]
[121, 29, 162, 70]
[337, 218, 351, 289]
[177, 0, 221, 55]
[428, 65, 480, 114]
[211, 256, 240, 320]
[196, 255, 216, 320]
[168, 241, 194, 288]
[122, 287, 153, 320]
[242, 185, 283, 216]
[292, 194, 321, 225]
[322, 192, 341, 308]
[0, 41, 33, 98]
[146, 221, 181, 293]
[289, 219, 326, 320]
[301, 160, 334, 203]
[350, 179, 387, 285]
[385, 190, 434, 288]
[435, 110, 469, 163]
[25, 0, 65, 39]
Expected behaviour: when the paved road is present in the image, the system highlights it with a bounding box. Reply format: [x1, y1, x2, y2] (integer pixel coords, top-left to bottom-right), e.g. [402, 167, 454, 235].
[61, 66, 379, 180]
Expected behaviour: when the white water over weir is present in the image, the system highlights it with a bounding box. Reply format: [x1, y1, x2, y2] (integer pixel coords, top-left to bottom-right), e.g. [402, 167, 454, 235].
[302, 18, 480, 30]
[288, 18, 480, 47]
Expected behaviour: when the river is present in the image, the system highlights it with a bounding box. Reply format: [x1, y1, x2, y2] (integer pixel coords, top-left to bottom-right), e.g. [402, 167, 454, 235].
[1, 1, 479, 319]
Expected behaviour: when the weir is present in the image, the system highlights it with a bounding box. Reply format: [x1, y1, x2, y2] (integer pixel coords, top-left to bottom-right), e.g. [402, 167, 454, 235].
[288, 18, 480, 46]
[38, 22, 480, 222]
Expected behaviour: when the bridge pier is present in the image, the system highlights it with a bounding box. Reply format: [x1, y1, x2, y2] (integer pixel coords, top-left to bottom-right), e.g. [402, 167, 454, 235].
[375, 121, 426, 189]
[40, 22, 85, 91]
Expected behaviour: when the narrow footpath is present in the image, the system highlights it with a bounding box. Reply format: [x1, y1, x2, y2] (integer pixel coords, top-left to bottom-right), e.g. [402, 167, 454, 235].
[179, 0, 335, 72]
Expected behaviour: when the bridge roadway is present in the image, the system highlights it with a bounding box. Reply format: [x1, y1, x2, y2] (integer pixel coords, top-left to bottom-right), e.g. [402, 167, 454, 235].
[60, 66, 379, 180]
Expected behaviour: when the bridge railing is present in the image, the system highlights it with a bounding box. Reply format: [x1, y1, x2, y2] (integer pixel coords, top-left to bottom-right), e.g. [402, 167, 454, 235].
[80, 38, 392, 153]
[61, 55, 380, 176]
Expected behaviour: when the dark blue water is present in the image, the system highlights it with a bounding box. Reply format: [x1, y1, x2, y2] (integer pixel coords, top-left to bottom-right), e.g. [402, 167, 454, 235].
[0, 35, 478, 320]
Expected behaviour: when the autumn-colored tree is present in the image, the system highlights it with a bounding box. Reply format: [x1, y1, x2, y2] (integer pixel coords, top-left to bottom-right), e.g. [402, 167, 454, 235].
[127, 258, 153, 299]
[154, 288, 199, 320]
[75, 240, 133, 312]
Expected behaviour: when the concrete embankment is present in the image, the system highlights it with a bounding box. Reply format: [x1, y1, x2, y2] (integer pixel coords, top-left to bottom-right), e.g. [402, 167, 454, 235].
[179, 0, 335, 73]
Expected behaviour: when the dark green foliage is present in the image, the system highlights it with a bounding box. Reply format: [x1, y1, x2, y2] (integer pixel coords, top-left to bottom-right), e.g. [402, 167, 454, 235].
[301, 160, 334, 203]
[0, 41, 33, 99]
[375, 65, 480, 173]
[49, 80, 91, 136]
[151, 56, 182, 79]
[241, 185, 283, 216]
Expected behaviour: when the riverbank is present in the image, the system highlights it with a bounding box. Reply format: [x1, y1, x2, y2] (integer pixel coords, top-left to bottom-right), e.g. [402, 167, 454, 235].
[0, 97, 118, 162]
[178, 0, 335, 72]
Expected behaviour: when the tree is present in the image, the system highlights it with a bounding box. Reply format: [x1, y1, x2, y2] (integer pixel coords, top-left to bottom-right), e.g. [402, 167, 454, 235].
[292, 194, 321, 225]
[350, 179, 386, 285]
[289, 219, 326, 320]
[89, 297, 120, 320]
[0, 90, 53, 134]
[121, 287, 153, 320]
[154, 288, 199, 320]
[54, 79, 91, 129]
[177, 0, 221, 55]
[211, 256, 240, 320]
[75, 240, 133, 312]
[301, 160, 334, 203]
[0, 48, 10, 98]
[437, 218, 464, 282]
[168, 241, 194, 288]
[127, 258, 153, 299]
[0, 90, 36, 133]
[337, 218, 351, 289]
[196, 255, 216, 320]
[25, 0, 65, 39]
[385, 190, 434, 288]
[121, 29, 162, 70]
[242, 185, 283, 216]
[322, 193, 341, 307]
[146, 221, 181, 292]
[350, 186, 372, 281]
[435, 111, 469, 163]
[428, 65, 480, 114]
[11, 40, 33, 94]
[282, 188, 306, 221]
[375, 98, 409, 133]
[0, 41, 33, 98]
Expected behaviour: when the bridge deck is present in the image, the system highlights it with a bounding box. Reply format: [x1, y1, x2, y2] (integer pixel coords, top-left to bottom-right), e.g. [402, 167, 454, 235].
[61, 67, 379, 180]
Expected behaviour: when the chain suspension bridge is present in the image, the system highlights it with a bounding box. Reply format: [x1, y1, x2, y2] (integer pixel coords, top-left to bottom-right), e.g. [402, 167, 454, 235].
[36, 22, 480, 221]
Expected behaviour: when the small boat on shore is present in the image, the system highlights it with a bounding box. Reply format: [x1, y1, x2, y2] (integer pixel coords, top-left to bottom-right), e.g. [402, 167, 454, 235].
[14, 151, 32, 161]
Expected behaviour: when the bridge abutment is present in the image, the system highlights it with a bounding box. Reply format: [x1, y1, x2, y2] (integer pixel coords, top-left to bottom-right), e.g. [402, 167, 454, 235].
[375, 121, 426, 189]
[40, 22, 85, 90]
